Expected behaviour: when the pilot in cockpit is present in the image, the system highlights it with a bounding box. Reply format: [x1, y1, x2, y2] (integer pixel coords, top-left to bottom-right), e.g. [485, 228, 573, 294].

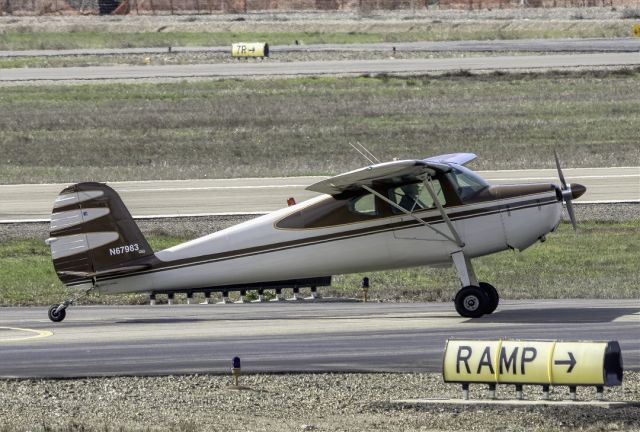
[397, 183, 427, 212]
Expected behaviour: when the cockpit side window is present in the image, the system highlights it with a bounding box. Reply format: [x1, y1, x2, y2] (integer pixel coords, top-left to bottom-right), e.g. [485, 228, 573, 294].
[348, 193, 378, 216]
[276, 190, 385, 229]
[388, 180, 446, 214]
[447, 165, 489, 203]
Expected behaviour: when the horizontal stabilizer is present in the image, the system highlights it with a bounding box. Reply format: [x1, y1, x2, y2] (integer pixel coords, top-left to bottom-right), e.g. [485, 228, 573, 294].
[57, 264, 151, 279]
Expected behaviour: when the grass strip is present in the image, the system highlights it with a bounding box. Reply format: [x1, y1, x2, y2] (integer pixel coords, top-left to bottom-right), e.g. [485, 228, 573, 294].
[1, 71, 639, 184]
[0, 31, 391, 50]
[1, 221, 638, 307]
[0, 20, 634, 50]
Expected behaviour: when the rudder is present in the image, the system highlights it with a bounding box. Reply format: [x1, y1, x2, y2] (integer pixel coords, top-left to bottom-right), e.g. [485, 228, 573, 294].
[47, 182, 153, 287]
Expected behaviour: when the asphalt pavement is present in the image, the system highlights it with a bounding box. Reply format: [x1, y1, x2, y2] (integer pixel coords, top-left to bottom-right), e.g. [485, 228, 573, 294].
[2, 53, 640, 83]
[0, 300, 637, 378]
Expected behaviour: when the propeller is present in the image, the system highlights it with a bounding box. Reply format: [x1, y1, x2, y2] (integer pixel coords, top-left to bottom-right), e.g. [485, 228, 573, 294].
[553, 150, 586, 231]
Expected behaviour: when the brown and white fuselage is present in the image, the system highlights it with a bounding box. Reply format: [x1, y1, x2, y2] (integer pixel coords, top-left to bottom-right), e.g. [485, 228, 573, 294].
[46, 153, 585, 321]
[85, 189, 560, 295]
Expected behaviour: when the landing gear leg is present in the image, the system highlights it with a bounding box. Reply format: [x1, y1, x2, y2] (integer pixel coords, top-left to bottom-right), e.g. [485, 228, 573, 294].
[451, 251, 489, 318]
[48, 286, 94, 323]
[451, 250, 478, 287]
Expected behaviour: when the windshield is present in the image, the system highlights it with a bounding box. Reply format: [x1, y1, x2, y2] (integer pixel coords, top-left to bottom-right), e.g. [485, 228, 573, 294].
[447, 165, 489, 202]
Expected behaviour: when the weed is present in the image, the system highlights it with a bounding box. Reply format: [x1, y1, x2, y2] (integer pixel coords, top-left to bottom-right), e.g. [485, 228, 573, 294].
[1, 72, 639, 184]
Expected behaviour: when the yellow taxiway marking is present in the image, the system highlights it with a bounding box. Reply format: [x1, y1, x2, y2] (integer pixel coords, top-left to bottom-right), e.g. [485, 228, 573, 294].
[0, 327, 53, 342]
[613, 312, 640, 323]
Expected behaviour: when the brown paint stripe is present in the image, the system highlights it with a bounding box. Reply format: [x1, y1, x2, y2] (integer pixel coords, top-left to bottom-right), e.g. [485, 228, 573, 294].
[70, 195, 558, 287]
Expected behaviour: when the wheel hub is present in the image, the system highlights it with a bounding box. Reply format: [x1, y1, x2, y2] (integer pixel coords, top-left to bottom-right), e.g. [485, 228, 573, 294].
[464, 295, 479, 311]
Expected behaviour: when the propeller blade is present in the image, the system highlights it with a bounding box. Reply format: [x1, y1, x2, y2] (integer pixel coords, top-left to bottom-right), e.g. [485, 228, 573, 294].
[565, 196, 578, 232]
[554, 150, 583, 232]
[553, 149, 567, 189]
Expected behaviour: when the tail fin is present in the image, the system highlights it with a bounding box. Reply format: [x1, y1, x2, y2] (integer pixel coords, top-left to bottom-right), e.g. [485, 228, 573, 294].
[47, 182, 154, 286]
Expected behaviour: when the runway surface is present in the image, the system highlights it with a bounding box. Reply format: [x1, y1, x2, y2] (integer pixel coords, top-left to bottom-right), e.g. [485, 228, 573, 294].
[2, 53, 640, 83]
[2, 38, 639, 58]
[0, 300, 637, 378]
[1, 167, 638, 221]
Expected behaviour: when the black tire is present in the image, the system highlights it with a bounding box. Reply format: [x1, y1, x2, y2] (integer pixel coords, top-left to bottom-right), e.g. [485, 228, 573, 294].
[48, 304, 66, 322]
[454, 286, 489, 318]
[479, 282, 499, 314]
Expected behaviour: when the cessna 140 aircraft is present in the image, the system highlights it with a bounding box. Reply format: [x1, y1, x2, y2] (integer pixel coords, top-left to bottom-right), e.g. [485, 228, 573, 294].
[45, 152, 585, 322]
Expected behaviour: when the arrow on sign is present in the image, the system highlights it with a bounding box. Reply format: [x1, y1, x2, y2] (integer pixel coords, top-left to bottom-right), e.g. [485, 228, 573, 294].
[554, 352, 577, 373]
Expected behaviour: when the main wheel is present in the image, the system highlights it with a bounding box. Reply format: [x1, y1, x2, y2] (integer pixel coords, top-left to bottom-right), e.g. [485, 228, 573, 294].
[48, 304, 66, 322]
[479, 282, 499, 314]
[454, 286, 489, 318]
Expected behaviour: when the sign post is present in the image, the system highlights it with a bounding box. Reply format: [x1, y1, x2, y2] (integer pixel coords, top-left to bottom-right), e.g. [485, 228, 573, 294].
[361, 277, 369, 302]
[232, 356, 241, 387]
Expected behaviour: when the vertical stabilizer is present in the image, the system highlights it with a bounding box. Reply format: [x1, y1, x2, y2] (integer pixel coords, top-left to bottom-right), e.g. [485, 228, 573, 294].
[47, 182, 153, 286]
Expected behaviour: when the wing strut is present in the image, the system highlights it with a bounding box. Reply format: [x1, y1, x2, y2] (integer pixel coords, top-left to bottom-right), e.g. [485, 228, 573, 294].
[361, 185, 462, 246]
[423, 176, 465, 248]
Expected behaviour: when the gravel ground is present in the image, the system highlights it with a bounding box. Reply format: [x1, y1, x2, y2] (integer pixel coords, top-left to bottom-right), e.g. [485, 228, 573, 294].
[0, 372, 638, 432]
[0, 8, 636, 34]
[0, 203, 636, 243]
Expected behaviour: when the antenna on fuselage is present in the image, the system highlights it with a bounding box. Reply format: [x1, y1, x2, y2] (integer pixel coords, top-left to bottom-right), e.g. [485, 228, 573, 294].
[349, 142, 381, 165]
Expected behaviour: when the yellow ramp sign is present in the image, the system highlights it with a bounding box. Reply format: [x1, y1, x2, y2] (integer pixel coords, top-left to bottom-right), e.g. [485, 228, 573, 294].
[231, 42, 270, 58]
[443, 339, 622, 386]
[633, 24, 640, 37]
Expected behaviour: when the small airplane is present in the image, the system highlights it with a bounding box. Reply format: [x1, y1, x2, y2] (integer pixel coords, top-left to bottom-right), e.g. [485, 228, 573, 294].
[45, 152, 585, 322]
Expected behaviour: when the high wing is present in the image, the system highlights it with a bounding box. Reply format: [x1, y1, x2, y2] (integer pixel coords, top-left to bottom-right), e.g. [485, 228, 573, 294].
[424, 153, 476, 166]
[306, 153, 475, 195]
[306, 153, 477, 248]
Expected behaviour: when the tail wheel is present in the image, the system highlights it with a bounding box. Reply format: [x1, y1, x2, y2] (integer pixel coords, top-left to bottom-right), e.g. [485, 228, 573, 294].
[454, 286, 489, 318]
[479, 282, 499, 314]
[48, 304, 66, 322]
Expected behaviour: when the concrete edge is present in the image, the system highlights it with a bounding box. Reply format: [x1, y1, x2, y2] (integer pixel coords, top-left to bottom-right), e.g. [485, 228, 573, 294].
[391, 398, 640, 408]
